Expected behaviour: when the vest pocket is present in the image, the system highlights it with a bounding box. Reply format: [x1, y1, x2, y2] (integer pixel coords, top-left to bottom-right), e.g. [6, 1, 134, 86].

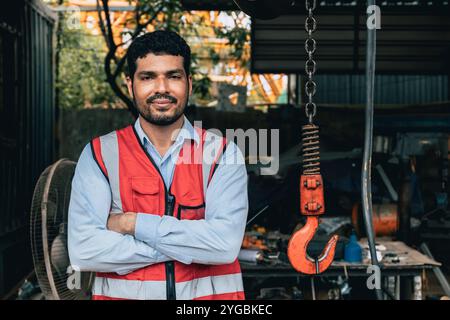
[177, 203, 205, 220]
[130, 177, 160, 213]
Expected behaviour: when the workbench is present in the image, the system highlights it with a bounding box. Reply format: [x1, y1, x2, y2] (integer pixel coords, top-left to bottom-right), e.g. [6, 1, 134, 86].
[240, 239, 441, 300]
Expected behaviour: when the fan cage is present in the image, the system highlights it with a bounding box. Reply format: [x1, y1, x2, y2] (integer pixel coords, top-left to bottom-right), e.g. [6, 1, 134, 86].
[30, 159, 93, 300]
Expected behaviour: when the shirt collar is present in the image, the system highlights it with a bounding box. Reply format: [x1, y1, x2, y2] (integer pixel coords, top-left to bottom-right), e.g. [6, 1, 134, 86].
[134, 115, 200, 148]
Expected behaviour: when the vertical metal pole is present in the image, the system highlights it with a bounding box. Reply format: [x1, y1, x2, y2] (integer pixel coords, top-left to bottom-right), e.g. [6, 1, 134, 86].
[361, 0, 383, 300]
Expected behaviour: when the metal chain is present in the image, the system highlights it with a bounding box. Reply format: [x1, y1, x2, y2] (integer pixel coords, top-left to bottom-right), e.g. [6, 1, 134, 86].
[305, 0, 317, 123]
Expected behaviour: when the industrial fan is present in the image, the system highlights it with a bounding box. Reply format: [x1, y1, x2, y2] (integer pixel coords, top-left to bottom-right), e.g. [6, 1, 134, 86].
[30, 159, 93, 300]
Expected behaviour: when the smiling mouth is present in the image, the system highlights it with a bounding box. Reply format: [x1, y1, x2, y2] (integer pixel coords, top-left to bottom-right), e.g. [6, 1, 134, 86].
[151, 100, 174, 108]
[153, 99, 172, 103]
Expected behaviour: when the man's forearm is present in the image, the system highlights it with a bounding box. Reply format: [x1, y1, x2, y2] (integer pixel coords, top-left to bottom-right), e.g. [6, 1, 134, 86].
[106, 211, 244, 265]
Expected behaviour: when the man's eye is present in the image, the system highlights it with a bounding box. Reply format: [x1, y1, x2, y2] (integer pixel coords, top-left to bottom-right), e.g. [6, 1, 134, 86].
[141, 74, 154, 80]
[170, 75, 182, 79]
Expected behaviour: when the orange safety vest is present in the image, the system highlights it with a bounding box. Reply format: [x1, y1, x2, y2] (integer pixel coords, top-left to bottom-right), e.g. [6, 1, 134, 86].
[89, 124, 245, 300]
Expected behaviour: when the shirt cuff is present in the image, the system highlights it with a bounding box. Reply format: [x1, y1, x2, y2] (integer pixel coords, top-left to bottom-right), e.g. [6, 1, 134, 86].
[134, 213, 161, 248]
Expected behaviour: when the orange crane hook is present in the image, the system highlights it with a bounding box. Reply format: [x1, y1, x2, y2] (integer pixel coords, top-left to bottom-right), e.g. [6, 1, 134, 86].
[287, 174, 339, 275]
[288, 216, 339, 274]
[287, 1, 338, 275]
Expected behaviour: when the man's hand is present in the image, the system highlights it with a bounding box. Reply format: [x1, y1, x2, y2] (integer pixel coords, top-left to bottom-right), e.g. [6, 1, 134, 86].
[107, 212, 137, 235]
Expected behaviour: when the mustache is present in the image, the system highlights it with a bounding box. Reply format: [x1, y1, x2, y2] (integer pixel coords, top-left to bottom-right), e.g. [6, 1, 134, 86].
[146, 93, 177, 104]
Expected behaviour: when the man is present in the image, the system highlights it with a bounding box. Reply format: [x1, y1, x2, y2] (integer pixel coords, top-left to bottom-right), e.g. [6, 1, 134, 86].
[68, 30, 248, 300]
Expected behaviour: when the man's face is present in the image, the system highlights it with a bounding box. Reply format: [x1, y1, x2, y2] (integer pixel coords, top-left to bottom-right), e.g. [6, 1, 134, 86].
[127, 53, 192, 126]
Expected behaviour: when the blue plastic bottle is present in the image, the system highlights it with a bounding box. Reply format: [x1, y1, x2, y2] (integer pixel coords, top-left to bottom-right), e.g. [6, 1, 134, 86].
[344, 232, 362, 263]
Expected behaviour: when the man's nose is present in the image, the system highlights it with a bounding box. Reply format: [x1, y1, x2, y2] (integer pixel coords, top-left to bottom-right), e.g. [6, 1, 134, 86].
[154, 77, 169, 93]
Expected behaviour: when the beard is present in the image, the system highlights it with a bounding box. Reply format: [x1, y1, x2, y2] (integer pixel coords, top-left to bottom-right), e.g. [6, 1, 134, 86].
[134, 92, 187, 126]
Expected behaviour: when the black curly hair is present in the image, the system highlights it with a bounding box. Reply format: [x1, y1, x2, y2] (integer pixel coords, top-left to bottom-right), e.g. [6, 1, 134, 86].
[126, 30, 191, 80]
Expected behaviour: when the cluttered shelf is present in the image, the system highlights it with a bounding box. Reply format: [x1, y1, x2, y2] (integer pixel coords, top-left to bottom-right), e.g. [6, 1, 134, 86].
[240, 233, 440, 276]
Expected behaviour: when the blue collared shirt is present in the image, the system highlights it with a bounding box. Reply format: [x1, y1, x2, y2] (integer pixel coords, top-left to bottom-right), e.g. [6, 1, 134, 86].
[68, 116, 248, 274]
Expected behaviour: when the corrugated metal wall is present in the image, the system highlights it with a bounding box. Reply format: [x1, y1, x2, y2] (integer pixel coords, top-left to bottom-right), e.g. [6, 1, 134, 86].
[0, 0, 55, 296]
[251, 2, 450, 74]
[314, 74, 449, 104]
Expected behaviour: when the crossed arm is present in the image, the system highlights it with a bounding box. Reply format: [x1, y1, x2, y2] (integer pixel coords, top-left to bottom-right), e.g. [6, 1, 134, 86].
[68, 142, 248, 274]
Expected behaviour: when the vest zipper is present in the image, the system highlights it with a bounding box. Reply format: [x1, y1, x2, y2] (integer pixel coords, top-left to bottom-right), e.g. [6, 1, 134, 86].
[131, 126, 177, 300]
[165, 194, 176, 300]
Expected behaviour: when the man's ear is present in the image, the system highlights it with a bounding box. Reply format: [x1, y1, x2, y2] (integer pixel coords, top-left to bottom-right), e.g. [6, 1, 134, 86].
[188, 75, 193, 96]
[126, 76, 133, 98]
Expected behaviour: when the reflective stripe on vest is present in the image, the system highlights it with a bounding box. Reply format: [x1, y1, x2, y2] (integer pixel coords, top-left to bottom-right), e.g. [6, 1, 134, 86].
[90, 125, 244, 300]
[92, 273, 244, 300]
[99, 131, 123, 213]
